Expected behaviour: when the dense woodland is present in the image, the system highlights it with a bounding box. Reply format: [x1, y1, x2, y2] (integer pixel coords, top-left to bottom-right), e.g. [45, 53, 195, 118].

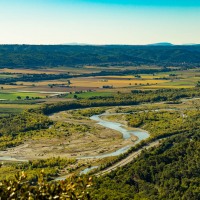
[92, 130, 200, 199]
[0, 45, 200, 68]
[0, 111, 52, 150]
[126, 110, 196, 138]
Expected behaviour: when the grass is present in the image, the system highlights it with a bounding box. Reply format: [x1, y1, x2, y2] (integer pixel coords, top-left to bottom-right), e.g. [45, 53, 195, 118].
[0, 107, 23, 114]
[148, 79, 197, 88]
[66, 91, 114, 99]
[164, 81, 195, 86]
[0, 92, 45, 100]
[0, 103, 39, 116]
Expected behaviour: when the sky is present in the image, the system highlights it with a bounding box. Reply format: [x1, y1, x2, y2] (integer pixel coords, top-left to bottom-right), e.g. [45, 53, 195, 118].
[0, 0, 199, 45]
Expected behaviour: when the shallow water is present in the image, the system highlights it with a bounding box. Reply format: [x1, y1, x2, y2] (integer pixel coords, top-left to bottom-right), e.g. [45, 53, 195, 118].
[90, 114, 149, 140]
[78, 113, 149, 159]
[80, 166, 99, 175]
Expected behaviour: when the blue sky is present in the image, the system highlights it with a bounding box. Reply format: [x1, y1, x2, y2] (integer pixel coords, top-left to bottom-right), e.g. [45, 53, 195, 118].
[72, 0, 200, 7]
[0, 0, 199, 44]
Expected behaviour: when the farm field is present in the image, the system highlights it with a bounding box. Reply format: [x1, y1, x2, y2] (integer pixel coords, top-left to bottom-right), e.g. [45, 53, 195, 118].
[2, 68, 200, 87]
[0, 68, 200, 104]
[69, 76, 170, 88]
[148, 81, 194, 88]
[0, 91, 46, 100]
[68, 70, 200, 89]
[0, 67, 200, 103]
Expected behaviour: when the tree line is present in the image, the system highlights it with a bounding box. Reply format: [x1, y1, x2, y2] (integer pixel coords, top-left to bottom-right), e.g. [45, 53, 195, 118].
[36, 88, 200, 115]
[0, 68, 171, 84]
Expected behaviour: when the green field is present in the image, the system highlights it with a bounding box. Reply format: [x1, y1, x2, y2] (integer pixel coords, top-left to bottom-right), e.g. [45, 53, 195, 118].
[0, 92, 44, 100]
[0, 103, 39, 117]
[66, 91, 114, 99]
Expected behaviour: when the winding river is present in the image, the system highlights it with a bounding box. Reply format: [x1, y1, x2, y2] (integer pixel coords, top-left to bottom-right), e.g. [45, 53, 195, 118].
[53, 112, 150, 180]
[77, 113, 149, 160]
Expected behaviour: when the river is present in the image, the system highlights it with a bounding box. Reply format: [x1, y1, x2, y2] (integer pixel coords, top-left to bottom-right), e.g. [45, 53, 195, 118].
[77, 113, 149, 160]
[56, 112, 149, 179]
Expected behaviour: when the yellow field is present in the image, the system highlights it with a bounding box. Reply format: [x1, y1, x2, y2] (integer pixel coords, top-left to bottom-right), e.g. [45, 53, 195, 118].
[16, 76, 170, 89]
[70, 77, 170, 88]
[3, 69, 200, 93]
[0, 84, 27, 89]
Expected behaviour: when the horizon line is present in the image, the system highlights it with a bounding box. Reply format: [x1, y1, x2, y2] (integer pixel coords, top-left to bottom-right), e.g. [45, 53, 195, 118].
[0, 42, 199, 46]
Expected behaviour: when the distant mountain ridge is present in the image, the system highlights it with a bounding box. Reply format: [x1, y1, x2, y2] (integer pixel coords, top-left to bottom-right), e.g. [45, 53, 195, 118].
[148, 42, 174, 46]
[148, 42, 199, 46]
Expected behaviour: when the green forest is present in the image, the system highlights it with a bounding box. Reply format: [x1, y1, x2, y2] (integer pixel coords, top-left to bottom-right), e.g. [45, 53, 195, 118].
[0, 45, 200, 68]
[92, 130, 200, 200]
